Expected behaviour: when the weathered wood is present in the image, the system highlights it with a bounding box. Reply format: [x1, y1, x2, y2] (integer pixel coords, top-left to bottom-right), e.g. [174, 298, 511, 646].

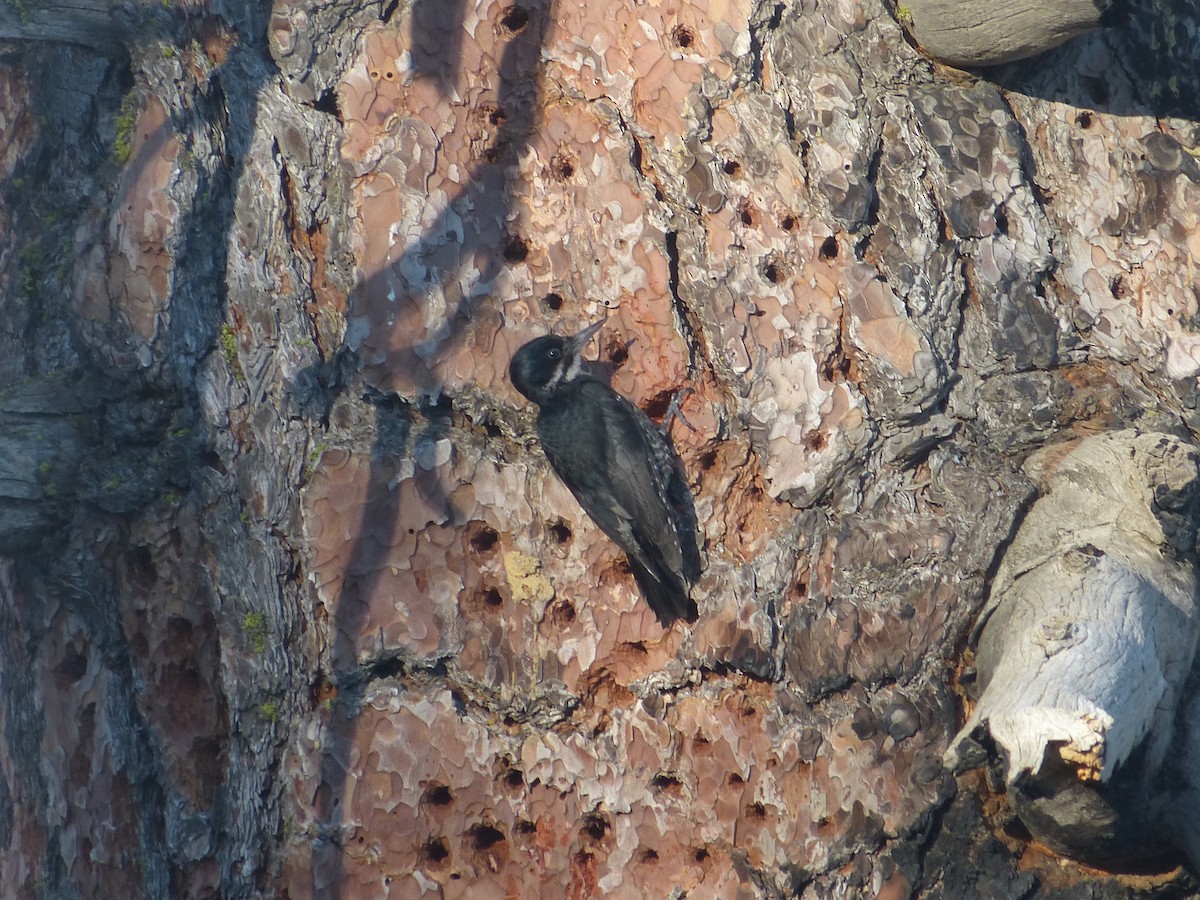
[902, 0, 1109, 66]
[945, 430, 1200, 862]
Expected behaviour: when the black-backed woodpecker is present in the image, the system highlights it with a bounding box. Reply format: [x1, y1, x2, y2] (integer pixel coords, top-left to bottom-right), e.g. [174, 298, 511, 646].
[509, 319, 701, 626]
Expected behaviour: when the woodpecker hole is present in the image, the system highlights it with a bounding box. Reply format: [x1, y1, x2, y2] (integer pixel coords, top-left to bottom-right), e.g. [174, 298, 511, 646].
[125, 546, 158, 590]
[722, 159, 741, 177]
[651, 772, 683, 792]
[780, 213, 797, 231]
[762, 261, 781, 284]
[699, 448, 718, 470]
[607, 341, 629, 367]
[502, 235, 529, 263]
[672, 24, 695, 48]
[551, 152, 576, 180]
[468, 522, 500, 554]
[504, 768, 525, 788]
[481, 587, 503, 610]
[542, 292, 564, 311]
[547, 518, 572, 544]
[469, 824, 505, 851]
[739, 201, 758, 227]
[581, 812, 611, 844]
[794, 579, 808, 598]
[819, 235, 839, 259]
[728, 772, 745, 786]
[1076, 111, 1093, 129]
[515, 819, 536, 835]
[550, 599, 576, 627]
[745, 802, 767, 820]
[695, 848, 710, 863]
[641, 848, 660, 863]
[421, 838, 450, 865]
[500, 5, 529, 30]
[423, 783, 453, 806]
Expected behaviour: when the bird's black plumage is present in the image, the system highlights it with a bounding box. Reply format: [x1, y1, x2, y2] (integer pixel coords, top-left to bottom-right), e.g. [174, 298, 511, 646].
[509, 320, 701, 626]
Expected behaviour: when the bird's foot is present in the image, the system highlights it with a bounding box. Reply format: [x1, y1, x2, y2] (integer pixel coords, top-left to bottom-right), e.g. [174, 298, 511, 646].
[662, 386, 698, 437]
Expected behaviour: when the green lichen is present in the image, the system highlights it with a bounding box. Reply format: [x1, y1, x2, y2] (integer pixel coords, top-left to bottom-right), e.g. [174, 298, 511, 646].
[113, 91, 140, 165]
[161, 43, 176, 59]
[895, 4, 913, 25]
[242, 611, 268, 654]
[260, 701, 279, 723]
[6, 0, 33, 26]
[219, 324, 245, 382]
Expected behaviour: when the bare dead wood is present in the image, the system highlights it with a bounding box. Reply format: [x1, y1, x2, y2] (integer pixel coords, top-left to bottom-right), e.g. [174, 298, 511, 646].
[902, 0, 1109, 66]
[945, 430, 1200, 863]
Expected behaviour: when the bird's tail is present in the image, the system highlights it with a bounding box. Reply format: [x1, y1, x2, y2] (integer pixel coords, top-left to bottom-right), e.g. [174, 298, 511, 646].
[628, 556, 698, 627]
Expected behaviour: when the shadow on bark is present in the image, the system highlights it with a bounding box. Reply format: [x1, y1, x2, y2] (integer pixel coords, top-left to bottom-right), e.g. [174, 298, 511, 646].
[308, 0, 554, 896]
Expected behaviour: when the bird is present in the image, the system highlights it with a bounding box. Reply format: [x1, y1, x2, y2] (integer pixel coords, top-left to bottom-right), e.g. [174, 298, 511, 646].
[509, 319, 702, 626]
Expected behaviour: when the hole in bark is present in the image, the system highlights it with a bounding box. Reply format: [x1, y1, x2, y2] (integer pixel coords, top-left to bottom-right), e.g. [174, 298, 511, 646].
[504, 768, 525, 788]
[543, 292, 564, 311]
[551, 152, 576, 180]
[502, 235, 529, 263]
[424, 784, 453, 806]
[819, 235, 839, 259]
[547, 518, 572, 544]
[1076, 111, 1092, 128]
[641, 848, 660, 863]
[672, 24, 695, 47]
[794, 580, 808, 598]
[607, 340, 629, 366]
[762, 261, 781, 283]
[739, 200, 758, 227]
[482, 587, 503, 609]
[422, 838, 449, 865]
[549, 599, 576, 626]
[468, 523, 500, 554]
[700, 448, 718, 470]
[728, 772, 744, 786]
[652, 772, 683, 792]
[780, 213, 797, 231]
[1111, 275, 1128, 299]
[384, 70, 395, 80]
[581, 812, 611, 843]
[487, 106, 507, 127]
[695, 848, 710, 862]
[500, 5, 529, 31]
[722, 159, 741, 177]
[804, 430, 827, 452]
[515, 819, 536, 834]
[469, 824, 505, 851]
[745, 802, 767, 819]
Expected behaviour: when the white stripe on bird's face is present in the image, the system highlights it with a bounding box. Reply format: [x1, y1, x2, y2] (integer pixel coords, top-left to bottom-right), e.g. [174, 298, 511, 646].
[546, 350, 583, 390]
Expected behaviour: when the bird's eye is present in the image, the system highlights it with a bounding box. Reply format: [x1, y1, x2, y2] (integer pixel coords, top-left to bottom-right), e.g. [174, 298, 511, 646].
[547, 348, 561, 360]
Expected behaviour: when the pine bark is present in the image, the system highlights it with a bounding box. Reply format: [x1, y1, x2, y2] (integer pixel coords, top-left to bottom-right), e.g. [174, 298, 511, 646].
[2, 0, 1200, 898]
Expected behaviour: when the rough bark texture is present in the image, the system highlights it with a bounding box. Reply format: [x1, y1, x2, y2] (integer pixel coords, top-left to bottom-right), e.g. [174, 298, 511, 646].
[2, 0, 1200, 898]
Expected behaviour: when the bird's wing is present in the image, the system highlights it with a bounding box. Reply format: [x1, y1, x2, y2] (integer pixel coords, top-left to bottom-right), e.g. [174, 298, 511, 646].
[540, 379, 696, 591]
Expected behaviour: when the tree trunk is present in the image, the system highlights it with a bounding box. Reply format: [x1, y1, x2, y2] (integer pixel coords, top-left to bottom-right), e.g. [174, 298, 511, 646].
[2, 0, 1200, 897]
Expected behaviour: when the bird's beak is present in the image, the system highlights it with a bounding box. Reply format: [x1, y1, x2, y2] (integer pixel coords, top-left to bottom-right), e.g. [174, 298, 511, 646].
[567, 318, 606, 356]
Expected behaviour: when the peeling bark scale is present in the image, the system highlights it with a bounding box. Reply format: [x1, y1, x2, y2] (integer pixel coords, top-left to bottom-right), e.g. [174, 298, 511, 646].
[2, 0, 1200, 898]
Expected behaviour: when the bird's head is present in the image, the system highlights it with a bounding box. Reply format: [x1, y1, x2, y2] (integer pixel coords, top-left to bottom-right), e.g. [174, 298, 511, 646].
[509, 319, 605, 405]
